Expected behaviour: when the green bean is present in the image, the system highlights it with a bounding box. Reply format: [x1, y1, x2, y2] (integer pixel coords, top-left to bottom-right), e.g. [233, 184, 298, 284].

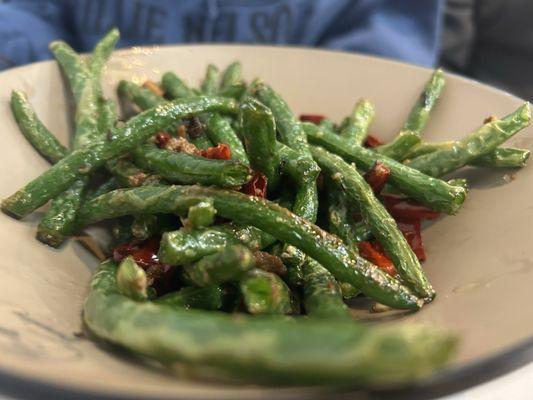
[205, 114, 249, 165]
[254, 84, 319, 220]
[36, 178, 88, 247]
[49, 41, 88, 103]
[118, 80, 165, 111]
[293, 181, 319, 223]
[106, 158, 156, 187]
[201, 64, 219, 95]
[2, 97, 238, 219]
[78, 186, 422, 310]
[188, 134, 213, 150]
[276, 141, 321, 183]
[240, 268, 292, 315]
[272, 173, 314, 282]
[10, 90, 68, 164]
[97, 98, 117, 134]
[85, 261, 456, 385]
[218, 83, 246, 100]
[72, 80, 101, 149]
[319, 119, 336, 132]
[327, 185, 360, 249]
[116, 256, 148, 301]
[353, 221, 373, 242]
[285, 264, 304, 287]
[302, 259, 351, 319]
[161, 72, 196, 99]
[272, 243, 305, 269]
[269, 242, 305, 287]
[183, 245, 254, 287]
[37, 75, 100, 245]
[471, 148, 530, 168]
[376, 69, 445, 156]
[159, 224, 274, 266]
[303, 122, 466, 214]
[43, 35, 118, 244]
[404, 69, 445, 134]
[160, 227, 238, 265]
[406, 142, 530, 169]
[447, 178, 468, 190]
[89, 28, 120, 77]
[111, 216, 134, 245]
[311, 145, 434, 300]
[375, 130, 421, 160]
[41, 33, 117, 246]
[186, 199, 216, 228]
[340, 99, 375, 145]
[133, 143, 251, 187]
[254, 83, 310, 156]
[269, 174, 316, 291]
[340, 282, 360, 299]
[405, 69, 445, 134]
[87, 177, 119, 200]
[51, 36, 104, 149]
[131, 214, 159, 240]
[155, 285, 224, 310]
[403, 141, 454, 160]
[60, 37, 111, 149]
[406, 103, 531, 177]
[220, 61, 242, 89]
[240, 97, 280, 189]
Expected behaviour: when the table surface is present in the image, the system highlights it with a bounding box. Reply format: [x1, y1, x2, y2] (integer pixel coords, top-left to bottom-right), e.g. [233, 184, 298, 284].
[440, 362, 533, 400]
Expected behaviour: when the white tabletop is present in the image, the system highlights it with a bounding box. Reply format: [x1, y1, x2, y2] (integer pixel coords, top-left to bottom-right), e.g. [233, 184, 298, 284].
[438, 362, 533, 400]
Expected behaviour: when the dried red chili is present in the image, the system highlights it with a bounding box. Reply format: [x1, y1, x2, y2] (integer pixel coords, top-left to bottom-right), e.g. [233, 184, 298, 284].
[397, 220, 426, 261]
[299, 114, 325, 124]
[240, 171, 267, 198]
[363, 134, 383, 148]
[154, 132, 172, 148]
[381, 194, 440, 221]
[357, 241, 397, 277]
[364, 161, 390, 194]
[113, 236, 180, 294]
[199, 143, 232, 160]
[113, 236, 162, 269]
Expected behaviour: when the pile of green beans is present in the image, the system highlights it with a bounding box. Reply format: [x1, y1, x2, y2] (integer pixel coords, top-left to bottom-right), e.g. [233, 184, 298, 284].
[4, 29, 532, 386]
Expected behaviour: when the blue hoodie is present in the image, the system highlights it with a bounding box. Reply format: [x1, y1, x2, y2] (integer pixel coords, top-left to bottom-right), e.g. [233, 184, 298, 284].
[0, 0, 443, 70]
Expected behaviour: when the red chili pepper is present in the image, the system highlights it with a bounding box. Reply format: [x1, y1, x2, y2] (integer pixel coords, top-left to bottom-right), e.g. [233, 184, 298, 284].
[299, 114, 325, 124]
[381, 194, 440, 221]
[397, 220, 426, 261]
[113, 236, 162, 269]
[155, 132, 172, 148]
[113, 237, 180, 295]
[240, 171, 267, 198]
[364, 134, 383, 148]
[199, 143, 232, 160]
[364, 161, 390, 194]
[357, 241, 397, 277]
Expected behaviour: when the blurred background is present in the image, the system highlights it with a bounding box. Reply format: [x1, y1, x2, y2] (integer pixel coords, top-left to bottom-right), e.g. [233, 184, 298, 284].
[0, 0, 530, 99]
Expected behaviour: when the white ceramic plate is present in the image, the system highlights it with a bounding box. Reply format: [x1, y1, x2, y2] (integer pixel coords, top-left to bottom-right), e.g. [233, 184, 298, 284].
[1, 45, 533, 399]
